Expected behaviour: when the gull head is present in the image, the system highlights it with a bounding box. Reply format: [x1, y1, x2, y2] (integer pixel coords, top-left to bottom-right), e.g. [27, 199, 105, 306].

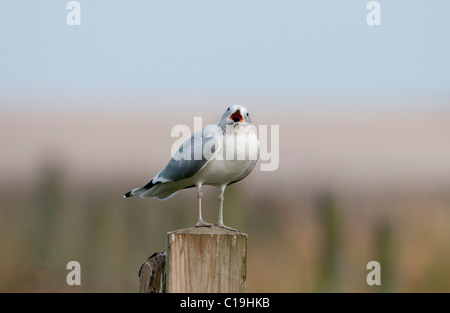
[220, 105, 251, 127]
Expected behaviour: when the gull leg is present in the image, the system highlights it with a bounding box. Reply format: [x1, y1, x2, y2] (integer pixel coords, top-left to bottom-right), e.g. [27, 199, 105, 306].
[216, 185, 239, 232]
[195, 183, 212, 227]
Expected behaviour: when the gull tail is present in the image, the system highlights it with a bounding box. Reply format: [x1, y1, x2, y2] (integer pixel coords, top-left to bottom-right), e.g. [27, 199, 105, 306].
[123, 180, 158, 198]
[123, 187, 147, 198]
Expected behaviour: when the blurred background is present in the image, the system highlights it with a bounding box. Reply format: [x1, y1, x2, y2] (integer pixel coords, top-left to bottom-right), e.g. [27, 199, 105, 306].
[1, 0, 450, 292]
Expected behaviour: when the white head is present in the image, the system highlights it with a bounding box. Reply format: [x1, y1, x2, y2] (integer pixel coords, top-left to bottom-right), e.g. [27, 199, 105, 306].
[220, 105, 252, 127]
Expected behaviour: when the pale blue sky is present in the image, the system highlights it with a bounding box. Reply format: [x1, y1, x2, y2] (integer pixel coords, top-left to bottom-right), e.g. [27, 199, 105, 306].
[1, 0, 449, 111]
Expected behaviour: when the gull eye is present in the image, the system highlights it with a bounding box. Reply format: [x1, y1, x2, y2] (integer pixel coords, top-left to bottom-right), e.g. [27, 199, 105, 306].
[227, 107, 230, 111]
[246, 113, 249, 116]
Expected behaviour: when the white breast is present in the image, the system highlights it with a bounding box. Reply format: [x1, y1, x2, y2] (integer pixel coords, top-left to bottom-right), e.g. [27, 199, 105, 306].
[193, 125, 259, 186]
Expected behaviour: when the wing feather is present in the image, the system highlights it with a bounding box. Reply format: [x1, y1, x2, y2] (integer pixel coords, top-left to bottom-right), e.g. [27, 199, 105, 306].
[152, 127, 222, 183]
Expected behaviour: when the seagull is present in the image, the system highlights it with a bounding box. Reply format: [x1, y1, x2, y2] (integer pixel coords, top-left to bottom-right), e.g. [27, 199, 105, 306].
[124, 105, 259, 231]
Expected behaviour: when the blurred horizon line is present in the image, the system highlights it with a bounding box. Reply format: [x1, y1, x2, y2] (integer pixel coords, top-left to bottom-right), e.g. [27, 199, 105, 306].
[2, 92, 450, 114]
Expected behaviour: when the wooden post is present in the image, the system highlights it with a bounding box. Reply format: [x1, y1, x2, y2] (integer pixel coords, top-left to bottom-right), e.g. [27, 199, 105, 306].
[139, 251, 166, 293]
[139, 226, 247, 293]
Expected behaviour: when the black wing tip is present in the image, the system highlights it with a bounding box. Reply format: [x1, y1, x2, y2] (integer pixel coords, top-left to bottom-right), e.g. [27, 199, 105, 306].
[125, 180, 159, 199]
[143, 180, 160, 189]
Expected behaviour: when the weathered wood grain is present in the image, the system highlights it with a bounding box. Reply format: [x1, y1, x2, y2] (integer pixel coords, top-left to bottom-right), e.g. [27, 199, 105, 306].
[140, 226, 247, 293]
[166, 226, 247, 293]
[139, 251, 166, 293]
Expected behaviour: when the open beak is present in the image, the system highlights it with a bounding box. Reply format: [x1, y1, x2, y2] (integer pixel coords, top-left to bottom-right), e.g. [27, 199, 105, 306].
[230, 108, 243, 123]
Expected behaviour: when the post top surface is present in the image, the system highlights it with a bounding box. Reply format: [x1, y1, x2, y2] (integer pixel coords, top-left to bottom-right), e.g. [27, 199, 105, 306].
[167, 225, 247, 237]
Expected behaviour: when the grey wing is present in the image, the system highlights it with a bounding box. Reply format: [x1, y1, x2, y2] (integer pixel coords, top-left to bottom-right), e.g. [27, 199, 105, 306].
[152, 134, 221, 184]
